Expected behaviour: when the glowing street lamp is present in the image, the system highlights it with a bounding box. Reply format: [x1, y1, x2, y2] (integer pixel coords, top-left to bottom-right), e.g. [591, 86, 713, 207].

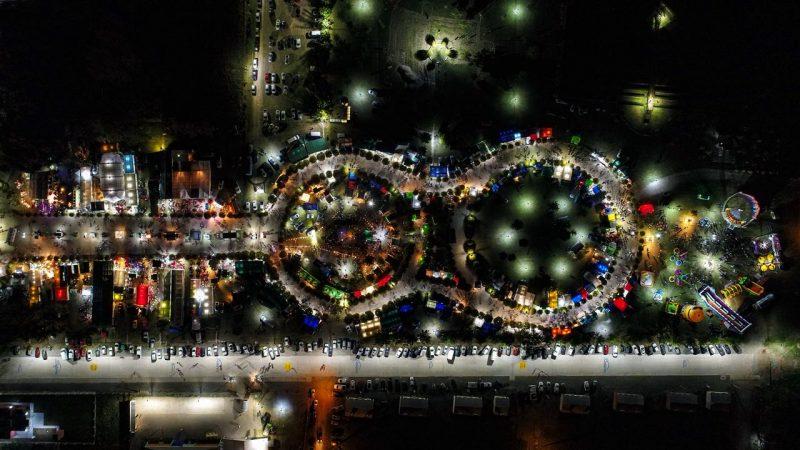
[508, 2, 527, 22]
[354, 0, 371, 15]
[505, 89, 525, 114]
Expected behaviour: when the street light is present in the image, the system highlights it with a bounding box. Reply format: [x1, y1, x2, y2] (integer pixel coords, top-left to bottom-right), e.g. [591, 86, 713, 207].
[354, 0, 371, 14]
[508, 2, 527, 23]
[430, 129, 436, 159]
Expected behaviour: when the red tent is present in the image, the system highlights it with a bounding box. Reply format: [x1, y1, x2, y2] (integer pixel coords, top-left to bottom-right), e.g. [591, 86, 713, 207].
[376, 274, 392, 288]
[135, 284, 149, 307]
[638, 203, 655, 216]
[613, 296, 629, 312]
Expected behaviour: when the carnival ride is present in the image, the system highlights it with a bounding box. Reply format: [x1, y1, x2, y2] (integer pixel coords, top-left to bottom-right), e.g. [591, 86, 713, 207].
[722, 192, 760, 228]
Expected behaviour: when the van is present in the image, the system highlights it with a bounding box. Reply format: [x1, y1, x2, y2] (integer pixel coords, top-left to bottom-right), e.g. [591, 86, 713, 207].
[306, 30, 322, 38]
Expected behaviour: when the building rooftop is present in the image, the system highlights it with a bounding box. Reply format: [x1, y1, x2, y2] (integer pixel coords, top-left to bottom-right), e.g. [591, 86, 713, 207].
[398, 396, 428, 417]
[344, 397, 374, 419]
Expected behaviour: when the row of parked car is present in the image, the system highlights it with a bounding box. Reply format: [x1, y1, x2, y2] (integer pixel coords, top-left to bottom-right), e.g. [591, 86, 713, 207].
[540, 342, 743, 359]
[16, 338, 743, 363]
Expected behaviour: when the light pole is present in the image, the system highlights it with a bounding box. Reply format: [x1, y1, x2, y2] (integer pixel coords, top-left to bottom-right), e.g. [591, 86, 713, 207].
[430, 130, 436, 160]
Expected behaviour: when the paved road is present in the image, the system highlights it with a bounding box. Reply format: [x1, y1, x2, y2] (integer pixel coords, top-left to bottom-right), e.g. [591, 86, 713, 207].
[0, 349, 764, 384]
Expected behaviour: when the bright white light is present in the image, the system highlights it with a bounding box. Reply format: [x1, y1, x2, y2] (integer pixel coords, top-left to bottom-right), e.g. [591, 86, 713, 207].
[374, 227, 388, 244]
[193, 287, 209, 303]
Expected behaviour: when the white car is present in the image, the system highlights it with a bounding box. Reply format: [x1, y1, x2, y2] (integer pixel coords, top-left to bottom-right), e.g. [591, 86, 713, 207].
[568, 345, 575, 356]
[150, 351, 157, 363]
[472, 345, 478, 355]
[396, 348, 403, 358]
[554, 383, 560, 394]
[435, 346, 442, 356]
[612, 345, 619, 358]
[552, 344, 561, 357]
[262, 347, 268, 357]
[85, 350, 92, 362]
[708, 345, 716, 355]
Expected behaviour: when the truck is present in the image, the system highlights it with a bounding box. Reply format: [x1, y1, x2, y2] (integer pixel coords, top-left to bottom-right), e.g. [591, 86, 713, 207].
[753, 293, 775, 310]
[5, 227, 17, 246]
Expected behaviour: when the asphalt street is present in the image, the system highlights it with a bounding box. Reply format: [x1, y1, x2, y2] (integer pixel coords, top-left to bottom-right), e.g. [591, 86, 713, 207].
[0, 348, 764, 384]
